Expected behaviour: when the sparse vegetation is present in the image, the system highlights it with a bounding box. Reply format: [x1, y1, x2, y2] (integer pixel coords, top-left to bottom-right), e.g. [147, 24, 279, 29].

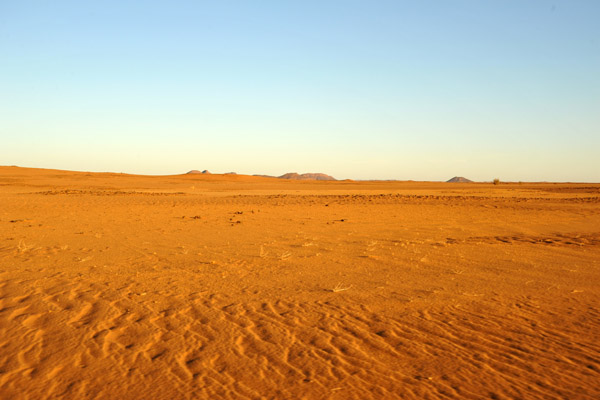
[17, 240, 34, 253]
[493, 178, 500, 185]
[331, 283, 353, 292]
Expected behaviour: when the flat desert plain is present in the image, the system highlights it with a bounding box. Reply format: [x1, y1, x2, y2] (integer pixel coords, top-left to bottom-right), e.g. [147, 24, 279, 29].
[1, 166, 599, 400]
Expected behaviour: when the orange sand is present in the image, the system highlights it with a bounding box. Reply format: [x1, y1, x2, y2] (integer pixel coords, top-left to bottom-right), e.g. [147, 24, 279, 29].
[1, 166, 599, 399]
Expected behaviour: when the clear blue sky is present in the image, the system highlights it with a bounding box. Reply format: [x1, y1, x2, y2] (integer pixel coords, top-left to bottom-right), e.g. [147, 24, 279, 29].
[1, 1, 598, 181]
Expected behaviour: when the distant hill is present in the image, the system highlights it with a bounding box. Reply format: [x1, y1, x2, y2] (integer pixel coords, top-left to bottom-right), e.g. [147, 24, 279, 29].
[186, 170, 211, 174]
[278, 172, 336, 181]
[447, 176, 472, 183]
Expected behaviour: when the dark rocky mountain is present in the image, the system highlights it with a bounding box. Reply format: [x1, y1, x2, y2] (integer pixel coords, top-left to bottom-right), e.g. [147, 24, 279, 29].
[447, 176, 473, 183]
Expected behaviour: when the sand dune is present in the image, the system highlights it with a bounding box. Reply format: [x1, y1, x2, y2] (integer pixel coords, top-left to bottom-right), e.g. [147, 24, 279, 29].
[0, 166, 599, 399]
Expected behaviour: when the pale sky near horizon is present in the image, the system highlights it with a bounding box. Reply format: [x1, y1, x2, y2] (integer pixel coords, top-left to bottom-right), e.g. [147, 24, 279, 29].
[1, 1, 598, 181]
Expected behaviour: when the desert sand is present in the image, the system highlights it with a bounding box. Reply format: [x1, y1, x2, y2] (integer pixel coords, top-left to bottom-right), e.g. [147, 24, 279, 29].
[0, 166, 599, 399]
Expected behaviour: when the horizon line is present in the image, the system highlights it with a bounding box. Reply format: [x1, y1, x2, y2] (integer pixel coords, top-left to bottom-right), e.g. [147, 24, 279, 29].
[2, 165, 599, 184]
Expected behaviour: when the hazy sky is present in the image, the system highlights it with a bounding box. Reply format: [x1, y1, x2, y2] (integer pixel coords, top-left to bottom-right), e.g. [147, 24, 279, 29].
[1, 1, 598, 181]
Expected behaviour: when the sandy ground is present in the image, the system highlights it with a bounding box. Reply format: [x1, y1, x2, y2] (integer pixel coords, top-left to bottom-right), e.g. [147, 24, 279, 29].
[0, 166, 599, 399]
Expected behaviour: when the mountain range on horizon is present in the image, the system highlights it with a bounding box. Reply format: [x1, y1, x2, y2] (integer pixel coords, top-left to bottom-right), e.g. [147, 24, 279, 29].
[187, 170, 336, 181]
[186, 170, 479, 182]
